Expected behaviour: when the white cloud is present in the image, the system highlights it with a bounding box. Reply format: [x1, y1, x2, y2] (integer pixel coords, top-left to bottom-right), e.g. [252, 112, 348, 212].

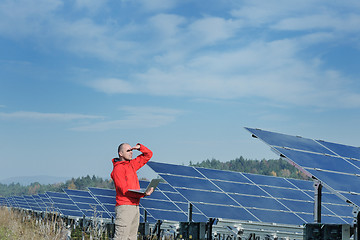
[139, 0, 177, 12]
[273, 14, 360, 32]
[74, 0, 107, 13]
[0, 111, 103, 121]
[2, 0, 360, 109]
[88, 37, 360, 108]
[0, 0, 62, 38]
[230, 0, 313, 25]
[52, 18, 138, 62]
[231, 1, 360, 35]
[72, 106, 183, 131]
[89, 78, 136, 94]
[148, 14, 185, 38]
[187, 17, 242, 45]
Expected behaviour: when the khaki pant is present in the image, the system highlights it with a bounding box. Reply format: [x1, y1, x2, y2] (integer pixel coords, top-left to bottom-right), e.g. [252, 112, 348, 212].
[114, 205, 140, 240]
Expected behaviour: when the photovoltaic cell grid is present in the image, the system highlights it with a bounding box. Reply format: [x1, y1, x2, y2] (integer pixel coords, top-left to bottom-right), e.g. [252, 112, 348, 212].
[147, 161, 354, 225]
[245, 127, 360, 210]
[139, 181, 184, 223]
[88, 180, 208, 223]
[141, 180, 207, 222]
[64, 189, 112, 219]
[46, 191, 84, 218]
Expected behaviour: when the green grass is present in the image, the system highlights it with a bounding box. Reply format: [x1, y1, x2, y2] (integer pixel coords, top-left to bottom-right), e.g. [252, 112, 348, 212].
[0, 207, 68, 240]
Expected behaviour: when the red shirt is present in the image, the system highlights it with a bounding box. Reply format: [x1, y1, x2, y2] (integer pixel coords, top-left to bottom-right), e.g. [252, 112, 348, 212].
[110, 144, 153, 206]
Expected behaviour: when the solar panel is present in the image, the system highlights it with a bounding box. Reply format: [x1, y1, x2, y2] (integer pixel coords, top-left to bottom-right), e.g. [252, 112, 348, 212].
[45, 191, 84, 218]
[0, 197, 6, 206]
[23, 195, 42, 212]
[5, 197, 17, 208]
[31, 195, 47, 212]
[64, 189, 112, 219]
[245, 127, 360, 213]
[38, 193, 58, 213]
[155, 182, 207, 222]
[139, 180, 186, 223]
[9, 196, 24, 209]
[147, 161, 353, 225]
[87, 187, 116, 219]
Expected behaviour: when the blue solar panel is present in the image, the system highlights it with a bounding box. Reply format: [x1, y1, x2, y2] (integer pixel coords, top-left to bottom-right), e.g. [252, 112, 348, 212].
[38, 193, 57, 213]
[155, 181, 208, 222]
[245, 127, 360, 218]
[0, 197, 6, 206]
[46, 191, 84, 218]
[160, 175, 220, 191]
[13, 196, 30, 209]
[306, 170, 360, 193]
[260, 186, 312, 201]
[244, 172, 295, 188]
[148, 161, 353, 225]
[87, 187, 116, 219]
[319, 140, 360, 160]
[64, 189, 111, 219]
[195, 203, 259, 221]
[6, 197, 17, 208]
[274, 148, 359, 174]
[246, 128, 333, 155]
[32, 195, 48, 212]
[23, 195, 42, 212]
[196, 167, 251, 183]
[146, 161, 204, 178]
[212, 180, 267, 196]
[138, 180, 191, 223]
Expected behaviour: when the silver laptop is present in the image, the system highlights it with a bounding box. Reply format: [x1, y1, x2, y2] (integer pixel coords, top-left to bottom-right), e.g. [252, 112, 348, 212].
[128, 178, 161, 194]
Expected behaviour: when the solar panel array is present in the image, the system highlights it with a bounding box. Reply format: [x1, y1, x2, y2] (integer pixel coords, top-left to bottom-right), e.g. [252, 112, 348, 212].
[1, 158, 356, 228]
[245, 127, 360, 211]
[147, 161, 354, 225]
[0, 180, 205, 223]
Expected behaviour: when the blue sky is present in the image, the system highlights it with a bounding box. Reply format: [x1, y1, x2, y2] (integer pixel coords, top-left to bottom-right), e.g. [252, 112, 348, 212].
[1, 0, 360, 181]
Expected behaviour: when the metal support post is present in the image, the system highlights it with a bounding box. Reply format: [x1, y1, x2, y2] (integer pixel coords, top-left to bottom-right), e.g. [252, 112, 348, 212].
[188, 203, 193, 222]
[313, 181, 322, 223]
[206, 218, 216, 240]
[353, 208, 360, 240]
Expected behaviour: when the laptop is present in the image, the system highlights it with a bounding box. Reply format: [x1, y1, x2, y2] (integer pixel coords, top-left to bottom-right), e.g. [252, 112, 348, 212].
[128, 178, 162, 194]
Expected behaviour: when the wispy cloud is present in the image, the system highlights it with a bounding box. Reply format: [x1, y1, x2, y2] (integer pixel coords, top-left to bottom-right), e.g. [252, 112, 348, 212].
[0, 111, 103, 121]
[72, 106, 183, 131]
[89, 38, 360, 108]
[2, 0, 360, 109]
[273, 14, 360, 32]
[139, 0, 177, 12]
[88, 78, 136, 94]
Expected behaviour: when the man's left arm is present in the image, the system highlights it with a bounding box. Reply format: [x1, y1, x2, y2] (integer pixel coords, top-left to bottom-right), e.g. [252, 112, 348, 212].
[131, 143, 153, 170]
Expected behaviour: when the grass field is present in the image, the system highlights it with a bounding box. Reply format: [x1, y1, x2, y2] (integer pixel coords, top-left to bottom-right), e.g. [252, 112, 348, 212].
[0, 206, 68, 240]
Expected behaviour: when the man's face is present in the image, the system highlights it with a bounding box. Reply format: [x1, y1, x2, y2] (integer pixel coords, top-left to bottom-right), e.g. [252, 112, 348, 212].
[119, 143, 133, 161]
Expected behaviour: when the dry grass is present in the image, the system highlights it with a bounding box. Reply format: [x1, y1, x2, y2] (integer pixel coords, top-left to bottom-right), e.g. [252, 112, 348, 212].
[0, 206, 69, 240]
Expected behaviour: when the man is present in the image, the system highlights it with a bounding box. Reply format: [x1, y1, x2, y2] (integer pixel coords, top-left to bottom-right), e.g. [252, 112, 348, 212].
[111, 143, 154, 240]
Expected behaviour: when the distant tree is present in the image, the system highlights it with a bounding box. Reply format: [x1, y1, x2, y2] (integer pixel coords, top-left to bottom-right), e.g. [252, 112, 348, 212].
[0, 175, 114, 197]
[67, 181, 76, 190]
[190, 156, 309, 180]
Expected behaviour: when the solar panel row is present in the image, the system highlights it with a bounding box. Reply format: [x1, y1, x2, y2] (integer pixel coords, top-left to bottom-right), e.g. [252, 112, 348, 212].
[245, 127, 360, 211]
[1, 158, 355, 228]
[147, 161, 354, 226]
[0, 181, 201, 224]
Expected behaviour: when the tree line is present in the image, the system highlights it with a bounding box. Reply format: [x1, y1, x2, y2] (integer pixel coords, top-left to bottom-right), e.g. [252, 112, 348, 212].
[190, 156, 309, 180]
[0, 175, 114, 197]
[1, 156, 309, 197]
